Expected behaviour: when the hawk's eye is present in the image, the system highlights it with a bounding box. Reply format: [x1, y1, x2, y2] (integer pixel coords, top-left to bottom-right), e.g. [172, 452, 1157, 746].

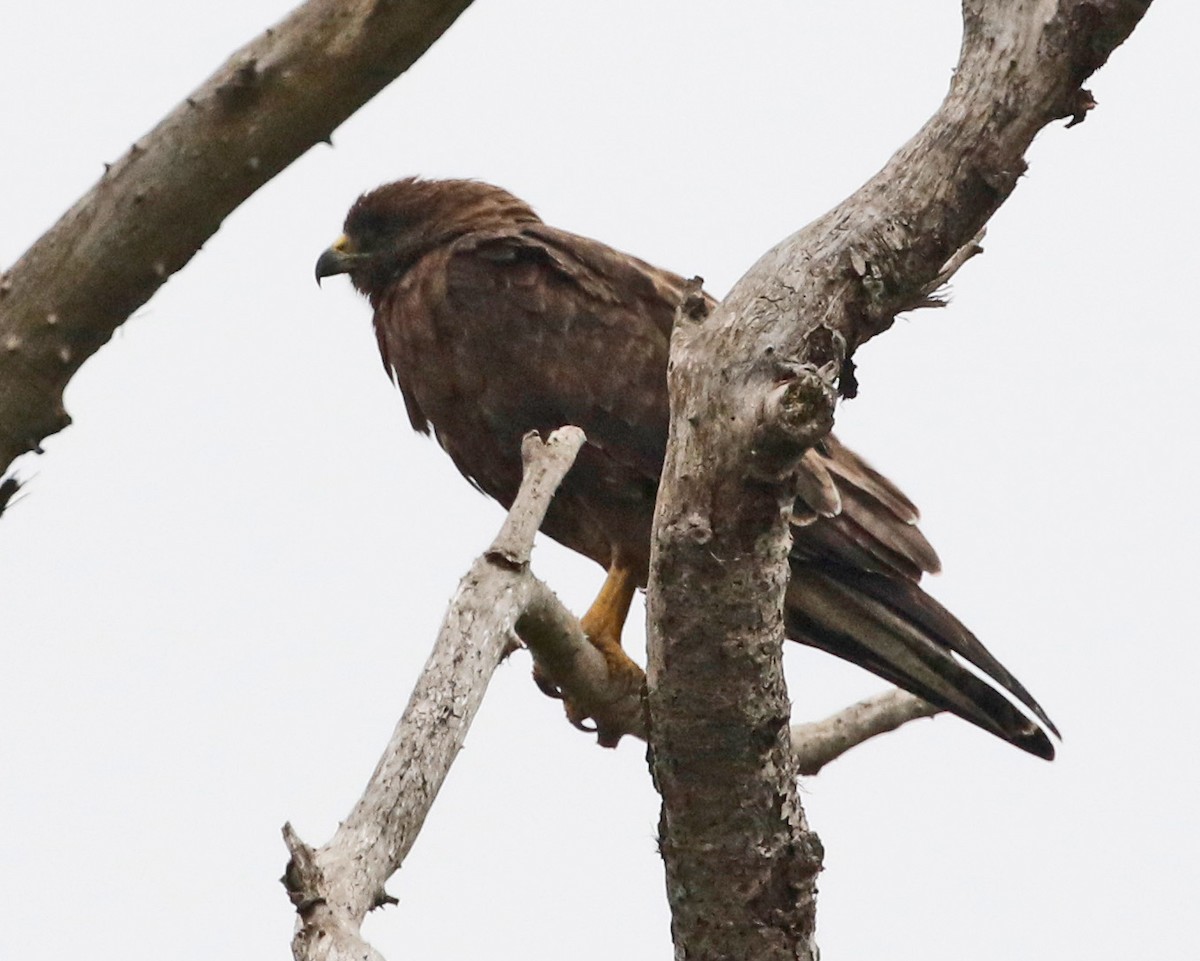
[349, 212, 396, 250]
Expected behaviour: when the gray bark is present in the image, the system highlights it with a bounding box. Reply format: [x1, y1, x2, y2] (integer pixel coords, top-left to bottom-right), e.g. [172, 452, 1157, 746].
[0, 0, 474, 472]
[282, 428, 587, 961]
[645, 2, 1151, 959]
[791, 691, 942, 777]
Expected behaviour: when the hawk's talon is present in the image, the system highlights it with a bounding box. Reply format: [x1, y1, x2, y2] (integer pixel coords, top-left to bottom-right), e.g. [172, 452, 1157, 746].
[533, 664, 602, 732]
[531, 664, 565, 701]
[568, 712, 598, 734]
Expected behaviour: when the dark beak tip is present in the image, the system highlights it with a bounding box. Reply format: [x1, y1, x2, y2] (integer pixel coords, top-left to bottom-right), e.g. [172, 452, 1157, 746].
[314, 247, 349, 287]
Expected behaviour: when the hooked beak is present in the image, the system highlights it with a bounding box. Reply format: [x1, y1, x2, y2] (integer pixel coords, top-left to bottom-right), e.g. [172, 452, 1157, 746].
[315, 235, 362, 285]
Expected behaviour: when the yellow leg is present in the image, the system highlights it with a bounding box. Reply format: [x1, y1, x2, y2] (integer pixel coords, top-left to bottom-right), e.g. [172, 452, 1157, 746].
[579, 560, 638, 669]
[575, 559, 644, 731]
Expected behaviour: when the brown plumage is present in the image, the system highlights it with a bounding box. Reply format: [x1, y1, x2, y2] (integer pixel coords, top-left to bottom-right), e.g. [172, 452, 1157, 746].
[316, 177, 1058, 759]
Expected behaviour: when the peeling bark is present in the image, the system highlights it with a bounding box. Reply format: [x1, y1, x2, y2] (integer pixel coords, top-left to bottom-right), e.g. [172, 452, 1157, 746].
[646, 3, 1151, 958]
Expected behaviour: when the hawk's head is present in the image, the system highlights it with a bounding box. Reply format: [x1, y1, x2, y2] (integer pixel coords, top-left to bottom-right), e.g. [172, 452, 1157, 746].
[315, 177, 541, 300]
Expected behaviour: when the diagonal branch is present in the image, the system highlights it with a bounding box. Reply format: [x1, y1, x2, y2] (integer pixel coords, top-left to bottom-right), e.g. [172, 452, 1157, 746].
[281, 427, 584, 961]
[0, 0, 476, 473]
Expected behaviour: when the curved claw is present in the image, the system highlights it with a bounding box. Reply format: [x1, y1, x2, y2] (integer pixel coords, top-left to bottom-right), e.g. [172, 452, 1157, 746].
[531, 665, 565, 701]
[568, 712, 598, 734]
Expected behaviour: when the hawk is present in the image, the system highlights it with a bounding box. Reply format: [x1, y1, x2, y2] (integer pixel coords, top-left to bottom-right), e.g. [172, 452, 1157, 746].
[316, 177, 1057, 758]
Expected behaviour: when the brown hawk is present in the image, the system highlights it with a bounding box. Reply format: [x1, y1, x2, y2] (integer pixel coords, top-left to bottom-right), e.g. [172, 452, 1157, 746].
[316, 177, 1057, 758]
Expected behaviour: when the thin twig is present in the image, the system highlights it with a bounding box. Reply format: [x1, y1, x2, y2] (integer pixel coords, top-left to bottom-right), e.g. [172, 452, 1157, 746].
[909, 227, 988, 310]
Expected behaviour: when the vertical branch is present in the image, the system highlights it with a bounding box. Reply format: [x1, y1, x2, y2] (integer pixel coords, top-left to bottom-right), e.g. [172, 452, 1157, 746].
[645, 3, 1151, 959]
[647, 310, 828, 961]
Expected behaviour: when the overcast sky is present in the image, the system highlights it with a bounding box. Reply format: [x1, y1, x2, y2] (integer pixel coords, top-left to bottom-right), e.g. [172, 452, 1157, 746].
[2, 2, 1195, 959]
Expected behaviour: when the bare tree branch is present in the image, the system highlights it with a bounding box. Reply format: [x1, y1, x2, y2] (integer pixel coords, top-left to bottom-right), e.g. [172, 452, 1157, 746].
[517, 580, 648, 746]
[646, 3, 1151, 959]
[791, 690, 943, 776]
[281, 427, 584, 961]
[0, 0, 475, 474]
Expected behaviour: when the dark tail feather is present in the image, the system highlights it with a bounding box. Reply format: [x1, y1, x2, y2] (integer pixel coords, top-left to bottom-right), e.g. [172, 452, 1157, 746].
[784, 567, 1058, 760]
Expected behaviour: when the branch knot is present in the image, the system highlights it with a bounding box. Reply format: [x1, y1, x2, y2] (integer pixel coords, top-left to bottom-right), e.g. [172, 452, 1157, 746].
[749, 367, 837, 482]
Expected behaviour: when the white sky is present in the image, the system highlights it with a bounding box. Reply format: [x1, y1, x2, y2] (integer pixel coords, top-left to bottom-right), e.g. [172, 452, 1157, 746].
[2, 2, 1195, 959]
